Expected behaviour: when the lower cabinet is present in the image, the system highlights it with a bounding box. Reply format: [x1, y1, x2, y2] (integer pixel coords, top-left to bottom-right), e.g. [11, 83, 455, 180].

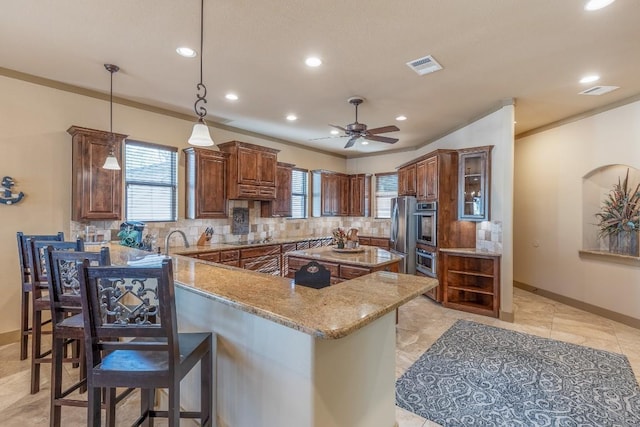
[286, 256, 399, 285]
[240, 245, 281, 276]
[441, 251, 500, 318]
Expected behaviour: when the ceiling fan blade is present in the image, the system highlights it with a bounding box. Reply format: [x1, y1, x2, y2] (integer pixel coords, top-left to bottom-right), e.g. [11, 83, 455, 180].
[367, 125, 399, 134]
[363, 135, 399, 144]
[329, 124, 347, 132]
[344, 136, 359, 149]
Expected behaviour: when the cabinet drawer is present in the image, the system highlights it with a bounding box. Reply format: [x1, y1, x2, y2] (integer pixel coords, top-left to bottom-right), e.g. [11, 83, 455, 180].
[220, 259, 240, 267]
[240, 244, 280, 258]
[281, 243, 297, 253]
[288, 257, 339, 277]
[340, 265, 371, 280]
[237, 185, 260, 197]
[197, 251, 220, 262]
[258, 186, 276, 198]
[358, 237, 371, 245]
[369, 238, 390, 249]
[220, 249, 239, 261]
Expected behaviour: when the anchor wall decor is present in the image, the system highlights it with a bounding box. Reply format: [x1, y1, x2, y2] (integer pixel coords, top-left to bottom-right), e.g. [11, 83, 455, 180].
[1, 176, 25, 205]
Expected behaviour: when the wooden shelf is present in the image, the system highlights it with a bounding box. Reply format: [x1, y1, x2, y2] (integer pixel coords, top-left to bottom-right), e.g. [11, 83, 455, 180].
[448, 269, 494, 278]
[447, 285, 494, 295]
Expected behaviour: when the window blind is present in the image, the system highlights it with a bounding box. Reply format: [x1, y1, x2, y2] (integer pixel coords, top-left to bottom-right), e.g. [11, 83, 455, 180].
[125, 141, 178, 222]
[375, 173, 398, 218]
[291, 168, 308, 219]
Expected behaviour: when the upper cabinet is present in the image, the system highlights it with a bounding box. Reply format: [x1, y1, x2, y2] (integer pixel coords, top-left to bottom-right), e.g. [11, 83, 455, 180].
[68, 126, 126, 220]
[416, 156, 438, 202]
[183, 147, 229, 219]
[397, 163, 416, 196]
[218, 141, 279, 200]
[349, 174, 371, 217]
[312, 170, 369, 217]
[458, 146, 493, 221]
[261, 162, 294, 218]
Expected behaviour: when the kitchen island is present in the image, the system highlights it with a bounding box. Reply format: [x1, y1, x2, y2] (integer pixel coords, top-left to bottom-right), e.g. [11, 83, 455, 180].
[106, 244, 436, 427]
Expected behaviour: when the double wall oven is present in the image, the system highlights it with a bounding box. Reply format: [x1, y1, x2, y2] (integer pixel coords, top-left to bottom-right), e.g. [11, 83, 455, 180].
[414, 202, 437, 277]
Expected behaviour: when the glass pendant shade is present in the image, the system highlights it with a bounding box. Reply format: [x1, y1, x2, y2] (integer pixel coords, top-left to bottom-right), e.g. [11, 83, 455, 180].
[188, 119, 216, 147]
[102, 150, 121, 170]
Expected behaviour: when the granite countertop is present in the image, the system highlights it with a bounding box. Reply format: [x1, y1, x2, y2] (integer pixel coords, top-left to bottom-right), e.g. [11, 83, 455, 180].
[286, 245, 402, 268]
[439, 247, 502, 257]
[104, 244, 435, 340]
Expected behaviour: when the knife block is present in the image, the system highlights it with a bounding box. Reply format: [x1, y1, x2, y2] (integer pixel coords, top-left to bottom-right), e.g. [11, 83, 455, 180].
[197, 233, 212, 246]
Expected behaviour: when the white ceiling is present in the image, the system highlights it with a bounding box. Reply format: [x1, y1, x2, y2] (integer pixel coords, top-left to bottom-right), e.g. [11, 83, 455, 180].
[2, 0, 639, 157]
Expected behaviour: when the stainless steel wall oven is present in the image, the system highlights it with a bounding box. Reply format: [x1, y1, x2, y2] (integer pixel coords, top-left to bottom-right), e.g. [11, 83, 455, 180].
[414, 202, 437, 247]
[416, 247, 437, 277]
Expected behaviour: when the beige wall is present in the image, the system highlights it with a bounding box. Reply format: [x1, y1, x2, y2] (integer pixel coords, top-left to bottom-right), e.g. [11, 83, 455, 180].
[515, 100, 640, 320]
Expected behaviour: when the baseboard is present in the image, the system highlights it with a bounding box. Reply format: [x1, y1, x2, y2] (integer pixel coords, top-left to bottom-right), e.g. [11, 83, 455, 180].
[499, 310, 514, 323]
[514, 281, 640, 330]
[0, 330, 20, 346]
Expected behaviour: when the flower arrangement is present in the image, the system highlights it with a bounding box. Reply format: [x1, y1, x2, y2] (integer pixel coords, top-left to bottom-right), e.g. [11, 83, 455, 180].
[332, 227, 347, 248]
[595, 169, 640, 238]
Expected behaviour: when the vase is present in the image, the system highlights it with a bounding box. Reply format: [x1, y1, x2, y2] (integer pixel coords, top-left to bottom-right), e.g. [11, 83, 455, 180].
[337, 241, 345, 249]
[609, 231, 639, 256]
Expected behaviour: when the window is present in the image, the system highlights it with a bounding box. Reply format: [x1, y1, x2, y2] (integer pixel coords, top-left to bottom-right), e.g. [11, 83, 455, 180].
[291, 168, 308, 218]
[125, 140, 178, 222]
[375, 172, 398, 218]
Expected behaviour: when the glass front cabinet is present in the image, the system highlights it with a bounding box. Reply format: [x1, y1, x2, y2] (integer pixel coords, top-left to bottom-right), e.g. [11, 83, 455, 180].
[458, 146, 493, 221]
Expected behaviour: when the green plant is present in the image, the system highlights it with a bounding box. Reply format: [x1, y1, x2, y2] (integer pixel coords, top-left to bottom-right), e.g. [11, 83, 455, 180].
[595, 169, 640, 238]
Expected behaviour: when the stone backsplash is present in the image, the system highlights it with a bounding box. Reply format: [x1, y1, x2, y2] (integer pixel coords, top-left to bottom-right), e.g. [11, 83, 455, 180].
[71, 200, 391, 251]
[476, 220, 503, 253]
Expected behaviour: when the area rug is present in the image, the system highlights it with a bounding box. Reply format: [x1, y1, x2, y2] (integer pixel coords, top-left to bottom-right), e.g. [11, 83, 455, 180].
[396, 320, 640, 426]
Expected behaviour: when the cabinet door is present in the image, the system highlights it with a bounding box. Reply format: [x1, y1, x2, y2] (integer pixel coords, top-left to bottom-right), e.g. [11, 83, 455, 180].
[416, 160, 427, 201]
[237, 146, 260, 185]
[321, 174, 338, 216]
[349, 175, 371, 216]
[258, 151, 277, 186]
[184, 147, 227, 219]
[458, 147, 492, 221]
[338, 175, 350, 216]
[425, 156, 438, 201]
[69, 126, 125, 220]
[261, 163, 293, 217]
[398, 164, 416, 196]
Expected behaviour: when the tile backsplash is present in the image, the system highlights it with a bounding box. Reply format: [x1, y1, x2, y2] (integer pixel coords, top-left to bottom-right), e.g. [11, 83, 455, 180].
[71, 200, 391, 251]
[476, 220, 503, 253]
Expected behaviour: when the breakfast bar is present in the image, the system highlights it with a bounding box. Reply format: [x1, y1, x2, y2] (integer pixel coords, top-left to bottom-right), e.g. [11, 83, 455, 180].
[106, 244, 436, 427]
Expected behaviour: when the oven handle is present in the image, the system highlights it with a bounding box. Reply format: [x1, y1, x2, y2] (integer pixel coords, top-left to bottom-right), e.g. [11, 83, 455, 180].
[416, 265, 436, 278]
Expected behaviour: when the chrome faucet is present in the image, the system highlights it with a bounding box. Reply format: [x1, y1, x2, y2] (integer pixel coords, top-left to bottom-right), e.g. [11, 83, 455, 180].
[164, 230, 189, 255]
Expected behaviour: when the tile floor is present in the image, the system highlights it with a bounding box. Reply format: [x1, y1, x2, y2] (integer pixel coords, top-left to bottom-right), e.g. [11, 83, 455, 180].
[1, 287, 638, 426]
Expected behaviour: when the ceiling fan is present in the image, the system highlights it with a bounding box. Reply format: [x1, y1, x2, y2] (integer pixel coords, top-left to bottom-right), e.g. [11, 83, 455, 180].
[324, 97, 400, 149]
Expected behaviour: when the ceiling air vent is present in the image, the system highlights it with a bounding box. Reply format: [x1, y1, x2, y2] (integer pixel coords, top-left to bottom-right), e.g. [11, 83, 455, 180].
[406, 55, 443, 76]
[578, 86, 619, 96]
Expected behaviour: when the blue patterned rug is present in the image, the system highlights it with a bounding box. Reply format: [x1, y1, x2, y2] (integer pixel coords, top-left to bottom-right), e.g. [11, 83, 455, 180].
[396, 320, 640, 426]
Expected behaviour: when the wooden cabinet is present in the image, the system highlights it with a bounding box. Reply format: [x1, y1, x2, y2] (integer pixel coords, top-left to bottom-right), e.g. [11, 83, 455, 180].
[287, 255, 399, 284]
[416, 156, 438, 202]
[312, 170, 370, 217]
[442, 251, 500, 318]
[218, 141, 280, 200]
[183, 147, 228, 219]
[261, 162, 294, 217]
[349, 174, 371, 216]
[68, 126, 126, 220]
[240, 245, 281, 275]
[458, 146, 492, 221]
[397, 163, 416, 196]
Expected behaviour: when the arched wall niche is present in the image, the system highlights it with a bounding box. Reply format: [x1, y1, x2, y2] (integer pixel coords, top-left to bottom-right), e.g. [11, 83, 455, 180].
[582, 164, 640, 254]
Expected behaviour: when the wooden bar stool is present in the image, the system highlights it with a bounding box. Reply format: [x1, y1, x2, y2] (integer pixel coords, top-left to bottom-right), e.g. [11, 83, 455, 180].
[16, 232, 64, 360]
[26, 238, 83, 394]
[45, 246, 113, 427]
[77, 259, 213, 427]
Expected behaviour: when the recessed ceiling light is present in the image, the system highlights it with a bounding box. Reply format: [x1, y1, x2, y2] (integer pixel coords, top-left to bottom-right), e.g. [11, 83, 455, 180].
[330, 130, 339, 135]
[305, 57, 322, 67]
[396, 115, 407, 121]
[579, 74, 600, 84]
[176, 47, 196, 58]
[584, 0, 615, 11]
[286, 114, 297, 121]
[225, 93, 239, 101]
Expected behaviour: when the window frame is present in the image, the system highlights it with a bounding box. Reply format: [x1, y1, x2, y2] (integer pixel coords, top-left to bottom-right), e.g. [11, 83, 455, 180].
[290, 167, 309, 219]
[124, 139, 178, 222]
[374, 172, 398, 219]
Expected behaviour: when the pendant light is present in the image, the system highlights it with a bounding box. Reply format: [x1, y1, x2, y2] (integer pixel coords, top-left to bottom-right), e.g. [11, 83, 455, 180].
[102, 63, 121, 170]
[188, 0, 216, 147]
